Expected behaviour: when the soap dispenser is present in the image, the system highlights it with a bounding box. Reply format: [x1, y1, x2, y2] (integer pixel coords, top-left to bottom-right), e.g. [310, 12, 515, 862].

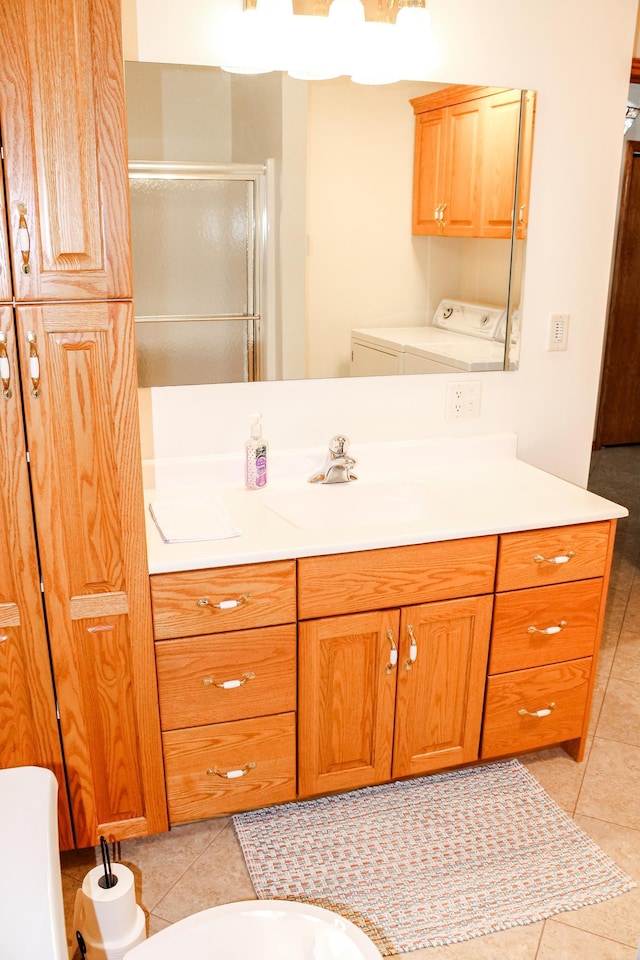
[245, 414, 268, 489]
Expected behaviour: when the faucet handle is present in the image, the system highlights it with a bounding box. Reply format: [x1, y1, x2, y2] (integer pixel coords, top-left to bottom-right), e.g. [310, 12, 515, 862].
[329, 434, 350, 456]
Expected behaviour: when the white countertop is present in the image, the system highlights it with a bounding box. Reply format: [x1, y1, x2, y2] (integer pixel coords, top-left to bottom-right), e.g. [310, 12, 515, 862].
[144, 435, 629, 575]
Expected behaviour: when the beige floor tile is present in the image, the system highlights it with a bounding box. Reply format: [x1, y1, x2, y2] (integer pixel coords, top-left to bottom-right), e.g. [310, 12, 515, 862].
[520, 744, 591, 814]
[153, 821, 255, 924]
[596, 678, 640, 745]
[387, 922, 543, 959]
[548, 815, 640, 948]
[576, 738, 640, 830]
[61, 818, 229, 916]
[588, 673, 609, 737]
[612, 616, 640, 684]
[536, 919, 637, 958]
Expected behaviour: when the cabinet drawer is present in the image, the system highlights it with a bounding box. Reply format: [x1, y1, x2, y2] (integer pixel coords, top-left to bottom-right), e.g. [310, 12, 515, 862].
[496, 522, 611, 592]
[163, 712, 296, 823]
[297, 537, 497, 619]
[481, 658, 591, 759]
[150, 560, 296, 639]
[489, 579, 603, 674]
[155, 624, 297, 731]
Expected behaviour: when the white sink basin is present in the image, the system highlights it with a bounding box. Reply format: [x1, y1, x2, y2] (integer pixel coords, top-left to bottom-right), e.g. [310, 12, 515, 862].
[262, 480, 442, 530]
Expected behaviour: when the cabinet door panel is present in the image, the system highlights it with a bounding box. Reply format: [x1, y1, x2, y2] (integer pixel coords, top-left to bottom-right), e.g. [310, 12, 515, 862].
[443, 100, 482, 236]
[392, 595, 493, 777]
[412, 109, 446, 235]
[0, 179, 11, 301]
[0, 0, 132, 300]
[16, 301, 166, 847]
[479, 89, 521, 238]
[298, 610, 399, 797]
[0, 307, 73, 846]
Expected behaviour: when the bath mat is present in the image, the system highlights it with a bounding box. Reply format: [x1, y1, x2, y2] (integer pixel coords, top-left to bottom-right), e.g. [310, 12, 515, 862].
[233, 759, 635, 954]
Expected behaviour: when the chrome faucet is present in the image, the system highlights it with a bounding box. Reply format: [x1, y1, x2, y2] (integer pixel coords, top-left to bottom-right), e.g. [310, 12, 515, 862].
[308, 435, 358, 484]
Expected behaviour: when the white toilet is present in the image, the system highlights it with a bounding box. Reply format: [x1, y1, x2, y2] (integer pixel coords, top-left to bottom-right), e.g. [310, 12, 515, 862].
[1, 766, 382, 960]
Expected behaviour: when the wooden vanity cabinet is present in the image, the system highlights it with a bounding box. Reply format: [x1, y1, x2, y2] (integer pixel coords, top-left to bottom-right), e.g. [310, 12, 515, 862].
[411, 85, 535, 240]
[150, 561, 298, 823]
[481, 521, 616, 762]
[0, 0, 167, 849]
[297, 539, 496, 798]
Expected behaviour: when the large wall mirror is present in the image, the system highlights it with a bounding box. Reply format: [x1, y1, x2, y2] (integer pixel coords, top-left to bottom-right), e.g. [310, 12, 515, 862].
[125, 63, 534, 386]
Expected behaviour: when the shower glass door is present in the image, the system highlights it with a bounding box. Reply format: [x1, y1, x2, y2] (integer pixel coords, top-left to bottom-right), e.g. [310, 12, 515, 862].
[129, 162, 266, 386]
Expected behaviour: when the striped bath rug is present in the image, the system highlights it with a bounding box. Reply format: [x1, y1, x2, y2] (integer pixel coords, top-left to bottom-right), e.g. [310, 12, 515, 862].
[233, 759, 635, 954]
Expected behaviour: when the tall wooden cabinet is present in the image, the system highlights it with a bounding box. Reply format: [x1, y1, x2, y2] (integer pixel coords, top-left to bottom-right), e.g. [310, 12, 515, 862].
[0, 0, 167, 849]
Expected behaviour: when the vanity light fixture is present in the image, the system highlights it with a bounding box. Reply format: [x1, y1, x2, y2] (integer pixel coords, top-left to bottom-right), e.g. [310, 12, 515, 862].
[219, 0, 435, 84]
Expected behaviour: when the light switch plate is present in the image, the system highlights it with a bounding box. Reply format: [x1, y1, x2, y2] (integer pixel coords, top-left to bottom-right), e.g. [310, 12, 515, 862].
[548, 314, 569, 351]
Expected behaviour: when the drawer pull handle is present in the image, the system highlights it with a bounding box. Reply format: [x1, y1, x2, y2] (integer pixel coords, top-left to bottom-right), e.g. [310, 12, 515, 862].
[17, 202, 31, 275]
[527, 620, 567, 636]
[385, 628, 398, 674]
[405, 624, 418, 670]
[533, 550, 575, 565]
[0, 333, 12, 400]
[197, 593, 252, 609]
[26, 331, 41, 398]
[207, 761, 257, 780]
[202, 671, 255, 689]
[518, 701, 557, 719]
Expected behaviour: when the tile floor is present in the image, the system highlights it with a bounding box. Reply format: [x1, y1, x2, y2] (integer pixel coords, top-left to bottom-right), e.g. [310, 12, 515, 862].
[61, 445, 640, 959]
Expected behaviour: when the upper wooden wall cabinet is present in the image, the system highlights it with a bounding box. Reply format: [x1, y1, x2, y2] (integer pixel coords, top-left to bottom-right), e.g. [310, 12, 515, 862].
[0, 0, 167, 850]
[410, 85, 535, 239]
[0, 0, 132, 301]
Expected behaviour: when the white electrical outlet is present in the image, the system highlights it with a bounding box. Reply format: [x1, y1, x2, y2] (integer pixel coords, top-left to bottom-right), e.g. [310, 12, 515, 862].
[548, 313, 569, 351]
[446, 381, 482, 419]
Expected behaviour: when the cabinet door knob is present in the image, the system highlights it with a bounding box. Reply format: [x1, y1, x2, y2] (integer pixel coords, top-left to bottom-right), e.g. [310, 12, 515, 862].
[207, 761, 257, 779]
[527, 620, 567, 636]
[0, 333, 12, 400]
[518, 702, 556, 718]
[533, 550, 575, 565]
[202, 671, 255, 689]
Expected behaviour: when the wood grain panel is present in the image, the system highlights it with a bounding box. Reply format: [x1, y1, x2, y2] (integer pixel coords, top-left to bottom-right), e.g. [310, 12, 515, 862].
[70, 592, 129, 620]
[392, 595, 492, 776]
[481, 658, 592, 759]
[163, 713, 296, 823]
[297, 537, 497, 620]
[0, 307, 73, 847]
[478, 88, 521, 237]
[0, 178, 11, 301]
[0, 0, 132, 300]
[496, 522, 612, 592]
[151, 560, 296, 639]
[16, 300, 167, 847]
[156, 624, 297, 731]
[67, 614, 145, 842]
[0, 603, 21, 627]
[298, 610, 398, 797]
[489, 578, 603, 674]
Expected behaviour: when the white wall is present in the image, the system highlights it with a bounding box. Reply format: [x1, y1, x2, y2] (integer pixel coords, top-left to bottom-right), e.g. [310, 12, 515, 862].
[127, 0, 637, 487]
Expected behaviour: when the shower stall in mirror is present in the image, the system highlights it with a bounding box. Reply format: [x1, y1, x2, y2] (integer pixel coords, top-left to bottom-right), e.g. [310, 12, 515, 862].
[129, 162, 270, 386]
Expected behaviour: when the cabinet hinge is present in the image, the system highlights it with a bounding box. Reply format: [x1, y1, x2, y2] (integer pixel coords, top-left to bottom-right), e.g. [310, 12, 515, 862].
[26, 450, 30, 463]
[40, 579, 44, 594]
[55, 700, 60, 721]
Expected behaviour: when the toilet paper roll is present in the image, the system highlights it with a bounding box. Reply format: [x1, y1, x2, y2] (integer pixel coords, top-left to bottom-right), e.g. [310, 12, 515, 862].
[74, 862, 140, 946]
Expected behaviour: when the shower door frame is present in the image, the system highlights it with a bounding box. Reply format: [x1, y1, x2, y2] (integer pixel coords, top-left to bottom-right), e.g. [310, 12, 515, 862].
[128, 160, 270, 383]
